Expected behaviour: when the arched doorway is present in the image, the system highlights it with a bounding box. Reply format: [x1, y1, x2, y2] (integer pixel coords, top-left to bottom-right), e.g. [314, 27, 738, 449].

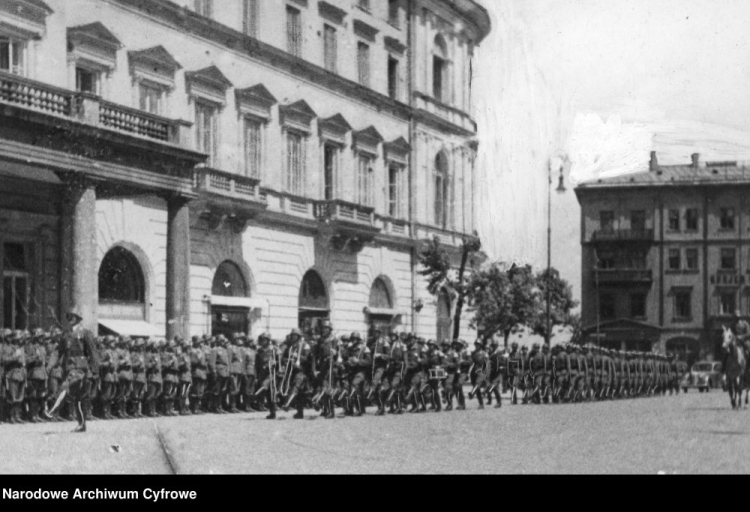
[298, 270, 329, 336]
[436, 288, 452, 342]
[367, 277, 395, 337]
[98, 246, 146, 321]
[211, 260, 250, 337]
[666, 337, 699, 367]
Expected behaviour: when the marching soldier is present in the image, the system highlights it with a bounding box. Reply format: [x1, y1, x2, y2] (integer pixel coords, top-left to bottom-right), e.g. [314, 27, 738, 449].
[144, 340, 163, 417]
[404, 337, 427, 413]
[255, 333, 279, 420]
[6, 331, 27, 424]
[468, 339, 489, 410]
[384, 332, 407, 414]
[25, 329, 48, 423]
[208, 336, 230, 414]
[486, 340, 505, 408]
[242, 336, 259, 412]
[552, 344, 569, 403]
[45, 330, 65, 422]
[507, 342, 521, 405]
[441, 340, 461, 411]
[425, 340, 444, 412]
[280, 328, 312, 419]
[344, 332, 370, 416]
[176, 338, 192, 415]
[528, 343, 547, 405]
[189, 336, 208, 414]
[313, 321, 339, 419]
[99, 336, 117, 420]
[228, 334, 246, 414]
[114, 336, 133, 419]
[130, 339, 147, 418]
[368, 329, 391, 415]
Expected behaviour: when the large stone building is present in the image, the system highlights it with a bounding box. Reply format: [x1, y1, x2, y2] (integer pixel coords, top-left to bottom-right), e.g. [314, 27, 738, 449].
[0, 0, 490, 341]
[576, 152, 750, 364]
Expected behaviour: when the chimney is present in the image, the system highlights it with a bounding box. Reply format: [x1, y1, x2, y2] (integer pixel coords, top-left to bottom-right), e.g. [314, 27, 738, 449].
[691, 153, 702, 168]
[649, 151, 658, 172]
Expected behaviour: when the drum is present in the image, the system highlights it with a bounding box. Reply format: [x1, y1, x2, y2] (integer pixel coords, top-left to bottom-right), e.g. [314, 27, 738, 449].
[429, 368, 447, 380]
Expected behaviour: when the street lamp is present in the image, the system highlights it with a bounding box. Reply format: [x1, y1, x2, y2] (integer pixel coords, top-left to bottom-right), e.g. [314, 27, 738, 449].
[546, 155, 568, 346]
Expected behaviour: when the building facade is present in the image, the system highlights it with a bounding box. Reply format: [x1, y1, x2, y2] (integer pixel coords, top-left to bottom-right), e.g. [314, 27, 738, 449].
[0, 0, 490, 341]
[576, 152, 750, 364]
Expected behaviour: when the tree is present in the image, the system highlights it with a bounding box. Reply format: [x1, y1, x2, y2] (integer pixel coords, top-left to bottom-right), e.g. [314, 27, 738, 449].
[529, 268, 579, 344]
[468, 262, 538, 348]
[417, 236, 481, 341]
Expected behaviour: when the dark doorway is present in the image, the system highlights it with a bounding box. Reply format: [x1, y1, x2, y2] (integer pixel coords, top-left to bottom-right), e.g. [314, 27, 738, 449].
[299, 270, 329, 336]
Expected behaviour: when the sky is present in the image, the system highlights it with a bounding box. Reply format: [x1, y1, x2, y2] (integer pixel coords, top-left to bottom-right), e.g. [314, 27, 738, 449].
[472, 0, 750, 307]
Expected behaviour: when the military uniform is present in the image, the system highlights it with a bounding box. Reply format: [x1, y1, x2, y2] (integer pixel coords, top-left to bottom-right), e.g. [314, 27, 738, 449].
[486, 343, 505, 407]
[313, 329, 339, 418]
[469, 341, 489, 409]
[25, 332, 48, 423]
[227, 337, 246, 413]
[176, 341, 193, 415]
[208, 338, 230, 414]
[242, 339, 258, 412]
[344, 334, 371, 416]
[552, 345, 569, 403]
[280, 330, 313, 419]
[425, 341, 444, 411]
[255, 337, 279, 419]
[368, 334, 391, 414]
[130, 340, 147, 417]
[507, 344, 522, 404]
[114, 338, 133, 418]
[60, 315, 99, 432]
[145, 342, 163, 417]
[99, 338, 117, 419]
[189, 338, 208, 414]
[385, 336, 407, 414]
[6, 333, 28, 423]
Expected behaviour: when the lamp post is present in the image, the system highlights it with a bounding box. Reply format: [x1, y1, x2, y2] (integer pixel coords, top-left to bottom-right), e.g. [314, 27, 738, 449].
[546, 156, 568, 346]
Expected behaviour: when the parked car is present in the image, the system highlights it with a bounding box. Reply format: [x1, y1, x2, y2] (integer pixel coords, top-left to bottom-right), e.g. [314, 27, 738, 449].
[681, 361, 723, 393]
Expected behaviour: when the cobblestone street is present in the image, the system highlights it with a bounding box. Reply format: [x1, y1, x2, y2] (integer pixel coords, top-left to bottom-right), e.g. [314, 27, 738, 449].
[1, 389, 748, 474]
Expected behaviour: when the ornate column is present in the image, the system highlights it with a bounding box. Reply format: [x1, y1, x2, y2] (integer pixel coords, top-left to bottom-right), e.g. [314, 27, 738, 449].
[60, 175, 98, 332]
[166, 195, 191, 340]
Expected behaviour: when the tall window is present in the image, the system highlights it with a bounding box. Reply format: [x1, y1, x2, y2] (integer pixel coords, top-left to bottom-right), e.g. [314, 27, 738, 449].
[285, 131, 306, 195]
[244, 117, 263, 178]
[685, 248, 698, 270]
[138, 82, 164, 115]
[287, 6, 302, 57]
[720, 207, 735, 229]
[0, 36, 26, 76]
[668, 209, 680, 231]
[75, 66, 100, 94]
[600, 210, 615, 231]
[630, 210, 645, 232]
[323, 25, 337, 73]
[357, 154, 374, 206]
[98, 247, 145, 304]
[243, 0, 259, 37]
[686, 208, 699, 231]
[630, 293, 646, 318]
[388, 0, 400, 27]
[434, 152, 449, 227]
[674, 291, 692, 320]
[388, 164, 404, 218]
[720, 248, 736, 270]
[668, 249, 681, 271]
[323, 144, 337, 201]
[388, 57, 399, 100]
[195, 102, 217, 166]
[433, 35, 448, 103]
[720, 291, 736, 316]
[2, 242, 30, 330]
[357, 42, 370, 87]
[600, 293, 615, 320]
[597, 250, 615, 270]
[212, 261, 247, 298]
[194, 0, 213, 17]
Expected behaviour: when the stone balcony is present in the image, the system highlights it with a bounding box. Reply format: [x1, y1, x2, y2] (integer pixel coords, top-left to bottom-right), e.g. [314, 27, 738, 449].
[593, 268, 653, 286]
[591, 229, 655, 244]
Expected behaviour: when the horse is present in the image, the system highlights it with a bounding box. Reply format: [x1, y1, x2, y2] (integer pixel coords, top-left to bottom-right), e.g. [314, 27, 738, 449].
[722, 326, 746, 409]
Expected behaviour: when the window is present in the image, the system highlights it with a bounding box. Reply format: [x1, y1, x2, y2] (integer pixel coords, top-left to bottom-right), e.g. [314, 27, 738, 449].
[388, 57, 399, 100]
[388, 164, 404, 218]
[686, 208, 699, 231]
[195, 102, 217, 166]
[630, 210, 646, 232]
[244, 117, 263, 178]
[434, 152, 449, 227]
[194, 0, 213, 17]
[323, 144, 337, 201]
[597, 250, 615, 270]
[357, 42, 370, 87]
[2, 242, 30, 330]
[433, 35, 448, 103]
[0, 36, 26, 76]
[720, 207, 735, 229]
[686, 248, 698, 270]
[388, 0, 400, 27]
[138, 82, 164, 115]
[287, 7, 302, 57]
[98, 247, 145, 304]
[600, 293, 615, 320]
[357, 154, 374, 206]
[211, 261, 247, 298]
[285, 131, 306, 195]
[668, 209, 680, 231]
[600, 210, 615, 231]
[674, 291, 692, 320]
[243, 0, 259, 37]
[668, 249, 681, 270]
[75, 66, 99, 94]
[323, 25, 337, 73]
[720, 291, 736, 316]
[630, 293, 646, 318]
[720, 248, 736, 270]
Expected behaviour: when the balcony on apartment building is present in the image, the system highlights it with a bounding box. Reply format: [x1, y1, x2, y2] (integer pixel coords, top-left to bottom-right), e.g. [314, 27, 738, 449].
[591, 228, 655, 244]
[592, 268, 654, 286]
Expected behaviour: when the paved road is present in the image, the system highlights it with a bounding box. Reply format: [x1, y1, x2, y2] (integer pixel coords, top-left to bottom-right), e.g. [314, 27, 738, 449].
[1, 389, 749, 474]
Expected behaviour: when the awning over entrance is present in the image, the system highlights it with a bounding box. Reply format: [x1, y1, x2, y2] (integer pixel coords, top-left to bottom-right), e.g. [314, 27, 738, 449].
[210, 296, 266, 311]
[99, 319, 161, 337]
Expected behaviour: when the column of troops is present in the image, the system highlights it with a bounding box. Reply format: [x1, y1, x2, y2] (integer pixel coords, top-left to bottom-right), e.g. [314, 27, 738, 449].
[0, 321, 690, 425]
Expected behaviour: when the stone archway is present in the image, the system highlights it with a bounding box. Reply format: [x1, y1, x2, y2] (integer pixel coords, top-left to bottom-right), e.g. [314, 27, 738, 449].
[298, 269, 329, 335]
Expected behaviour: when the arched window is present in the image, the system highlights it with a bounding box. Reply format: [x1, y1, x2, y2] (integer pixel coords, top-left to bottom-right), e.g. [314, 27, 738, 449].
[434, 151, 449, 227]
[436, 288, 452, 342]
[299, 270, 328, 310]
[369, 278, 392, 309]
[212, 261, 248, 297]
[433, 35, 448, 102]
[98, 247, 145, 303]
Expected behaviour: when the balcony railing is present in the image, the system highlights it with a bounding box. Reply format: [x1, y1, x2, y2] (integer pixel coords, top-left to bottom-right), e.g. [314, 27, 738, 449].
[314, 200, 376, 228]
[591, 229, 655, 243]
[593, 269, 653, 284]
[193, 168, 264, 203]
[0, 70, 190, 147]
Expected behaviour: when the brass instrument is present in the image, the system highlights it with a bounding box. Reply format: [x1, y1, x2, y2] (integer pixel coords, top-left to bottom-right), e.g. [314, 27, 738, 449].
[280, 342, 302, 397]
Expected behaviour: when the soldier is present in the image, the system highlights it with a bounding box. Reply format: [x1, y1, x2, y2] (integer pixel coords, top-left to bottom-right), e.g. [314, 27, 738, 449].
[669, 354, 679, 395]
[227, 333, 246, 413]
[425, 340, 444, 412]
[84, 336, 102, 421]
[520, 345, 532, 403]
[242, 336, 258, 412]
[114, 336, 133, 419]
[441, 340, 461, 411]
[255, 333, 279, 420]
[161, 339, 179, 416]
[280, 329, 312, 419]
[343, 332, 370, 416]
[486, 340, 505, 408]
[189, 336, 208, 414]
[130, 339, 147, 418]
[144, 340, 163, 417]
[368, 328, 391, 415]
[403, 336, 427, 413]
[25, 329, 48, 423]
[176, 338, 192, 415]
[468, 339, 489, 410]
[45, 329, 65, 422]
[208, 336, 230, 414]
[507, 342, 521, 404]
[384, 332, 407, 414]
[98, 336, 117, 420]
[552, 344, 569, 403]
[582, 344, 595, 401]
[6, 331, 27, 423]
[313, 321, 339, 418]
[529, 343, 548, 405]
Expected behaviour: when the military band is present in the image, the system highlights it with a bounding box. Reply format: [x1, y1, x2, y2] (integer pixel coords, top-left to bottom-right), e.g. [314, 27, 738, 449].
[0, 316, 692, 430]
